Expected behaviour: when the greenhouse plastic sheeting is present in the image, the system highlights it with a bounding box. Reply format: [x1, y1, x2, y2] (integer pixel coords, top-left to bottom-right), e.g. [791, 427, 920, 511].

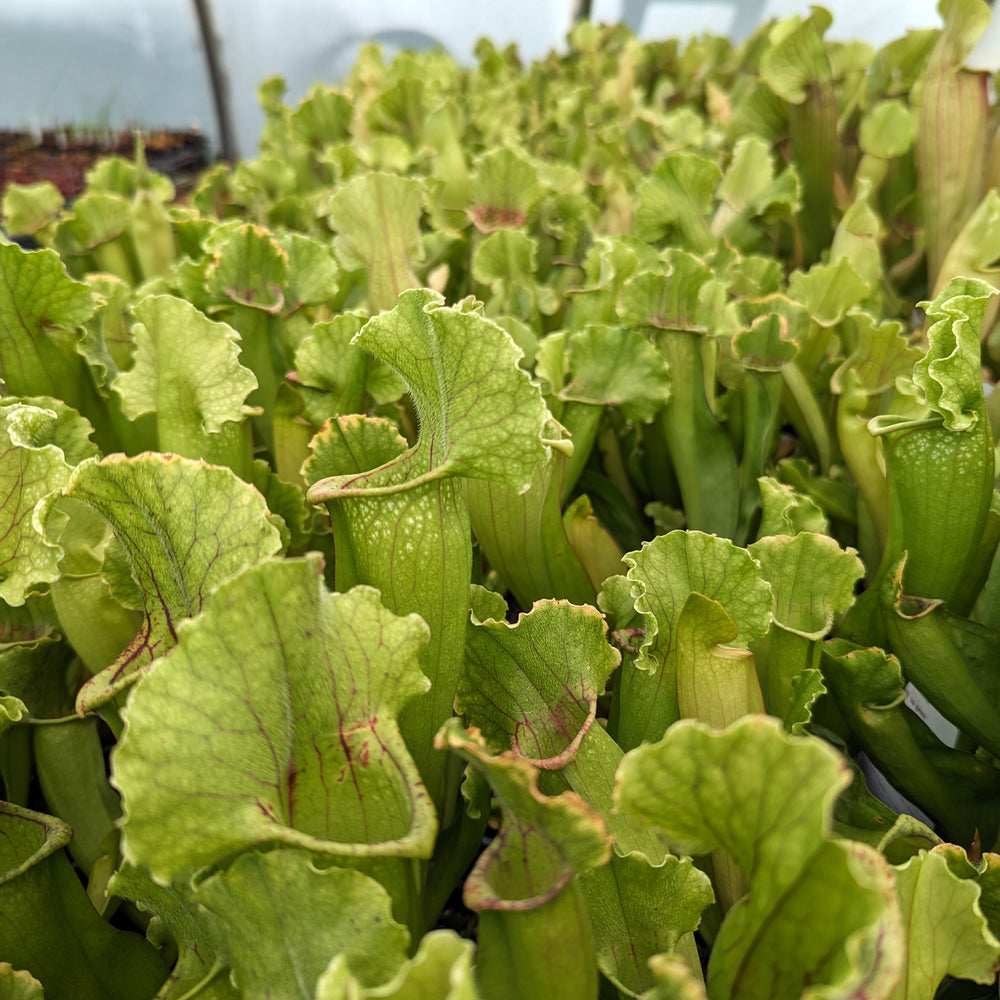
[0, 2, 214, 141]
[0, 0, 994, 158]
[209, 0, 576, 156]
[0, 0, 574, 158]
[594, 0, 942, 46]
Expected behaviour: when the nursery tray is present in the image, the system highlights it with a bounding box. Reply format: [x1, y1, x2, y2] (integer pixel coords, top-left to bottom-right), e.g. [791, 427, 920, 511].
[0, 128, 209, 200]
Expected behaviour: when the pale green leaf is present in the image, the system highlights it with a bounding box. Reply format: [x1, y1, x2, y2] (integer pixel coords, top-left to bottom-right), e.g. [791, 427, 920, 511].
[113, 294, 257, 443]
[782, 667, 827, 735]
[303, 415, 408, 491]
[339, 288, 551, 491]
[365, 76, 427, 146]
[833, 772, 940, 861]
[716, 137, 775, 216]
[560, 325, 671, 422]
[1, 181, 63, 237]
[290, 84, 353, 147]
[889, 849, 1000, 998]
[0, 395, 97, 467]
[245, 458, 310, 550]
[436, 721, 611, 908]
[932, 844, 1000, 943]
[469, 147, 544, 231]
[458, 600, 618, 766]
[821, 639, 1000, 848]
[193, 851, 409, 998]
[640, 955, 708, 1000]
[59, 192, 130, 248]
[759, 8, 834, 104]
[562, 493, 628, 594]
[294, 312, 405, 425]
[568, 236, 647, 330]
[618, 251, 720, 334]
[67, 453, 282, 710]
[869, 30, 937, 96]
[616, 530, 773, 746]
[915, 276, 996, 430]
[459, 596, 663, 860]
[86, 153, 174, 201]
[788, 257, 871, 327]
[99, 536, 143, 610]
[913, 0, 991, 287]
[471, 229, 555, 318]
[859, 100, 915, 159]
[206, 223, 288, 311]
[474, 883, 597, 1000]
[278, 232, 341, 308]
[109, 865, 236, 998]
[304, 411, 473, 813]
[713, 138, 800, 249]
[317, 930, 479, 1000]
[469, 583, 508, 624]
[0, 695, 27, 736]
[756, 476, 829, 537]
[748, 533, 864, 638]
[114, 556, 435, 882]
[747, 535, 861, 726]
[0, 631, 72, 722]
[624, 531, 773, 672]
[634, 154, 720, 252]
[48, 561, 141, 677]
[733, 313, 797, 372]
[472, 229, 535, 285]
[491, 314, 538, 368]
[674, 592, 765, 729]
[644, 502, 686, 535]
[0, 964, 45, 999]
[830, 313, 919, 397]
[534, 330, 568, 395]
[616, 717, 904, 1000]
[314, 957, 354, 1000]
[830, 184, 884, 307]
[933, 191, 1000, 304]
[326, 173, 424, 312]
[580, 853, 713, 998]
[929, 0, 991, 69]
[0, 592, 59, 650]
[0, 404, 74, 606]
[0, 244, 97, 404]
[728, 256, 785, 299]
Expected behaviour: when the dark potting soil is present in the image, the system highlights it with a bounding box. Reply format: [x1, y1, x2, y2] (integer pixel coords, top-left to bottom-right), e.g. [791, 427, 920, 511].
[0, 128, 210, 200]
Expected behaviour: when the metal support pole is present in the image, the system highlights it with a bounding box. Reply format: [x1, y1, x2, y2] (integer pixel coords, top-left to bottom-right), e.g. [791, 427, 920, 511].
[191, 0, 237, 161]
